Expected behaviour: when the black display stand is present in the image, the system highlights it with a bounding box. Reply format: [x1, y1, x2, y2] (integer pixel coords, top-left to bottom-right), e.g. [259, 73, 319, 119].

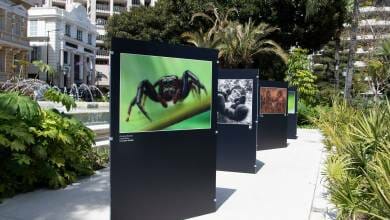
[287, 87, 298, 139]
[257, 81, 288, 150]
[216, 69, 258, 173]
[110, 38, 218, 220]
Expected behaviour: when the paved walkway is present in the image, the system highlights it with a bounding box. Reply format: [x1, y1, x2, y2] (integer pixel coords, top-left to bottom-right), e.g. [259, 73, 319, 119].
[0, 129, 328, 220]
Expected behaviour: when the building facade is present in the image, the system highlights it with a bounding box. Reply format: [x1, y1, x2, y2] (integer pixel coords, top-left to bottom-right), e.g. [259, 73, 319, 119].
[44, 0, 157, 88]
[0, 0, 33, 82]
[312, 2, 390, 72]
[28, 2, 97, 88]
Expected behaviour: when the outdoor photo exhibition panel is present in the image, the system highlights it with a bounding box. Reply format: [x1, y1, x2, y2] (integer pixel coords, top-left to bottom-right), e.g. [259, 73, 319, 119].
[257, 81, 288, 150]
[287, 87, 298, 139]
[110, 38, 218, 220]
[217, 69, 258, 173]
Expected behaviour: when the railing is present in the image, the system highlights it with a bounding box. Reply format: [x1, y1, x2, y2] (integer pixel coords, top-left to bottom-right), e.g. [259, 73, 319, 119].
[132, 0, 141, 5]
[114, 6, 126, 12]
[97, 50, 110, 56]
[0, 31, 29, 47]
[96, 4, 110, 12]
[96, 19, 108, 26]
[96, 35, 107, 41]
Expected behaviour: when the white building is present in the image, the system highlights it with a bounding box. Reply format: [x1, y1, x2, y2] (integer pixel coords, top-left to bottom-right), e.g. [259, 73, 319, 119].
[28, 2, 97, 88]
[42, 0, 158, 88]
[0, 0, 33, 82]
[313, 2, 390, 70]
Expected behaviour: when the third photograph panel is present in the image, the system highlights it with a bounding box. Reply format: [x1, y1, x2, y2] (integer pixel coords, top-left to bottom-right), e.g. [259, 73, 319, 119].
[260, 87, 287, 115]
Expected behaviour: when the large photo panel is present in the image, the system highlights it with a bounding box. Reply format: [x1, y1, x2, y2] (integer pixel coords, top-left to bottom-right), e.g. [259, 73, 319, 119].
[119, 53, 212, 133]
[217, 79, 253, 126]
[260, 87, 287, 115]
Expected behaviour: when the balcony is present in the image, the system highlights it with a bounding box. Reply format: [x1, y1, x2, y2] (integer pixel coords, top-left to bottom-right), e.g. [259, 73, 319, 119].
[96, 4, 110, 13]
[96, 35, 107, 41]
[52, 0, 66, 4]
[114, 5, 126, 13]
[96, 19, 108, 26]
[0, 31, 29, 48]
[96, 49, 110, 59]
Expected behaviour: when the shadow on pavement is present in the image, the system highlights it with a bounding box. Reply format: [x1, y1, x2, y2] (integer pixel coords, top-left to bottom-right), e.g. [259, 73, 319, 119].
[216, 187, 236, 210]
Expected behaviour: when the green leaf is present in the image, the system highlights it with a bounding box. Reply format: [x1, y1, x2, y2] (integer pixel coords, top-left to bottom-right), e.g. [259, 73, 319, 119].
[9, 140, 27, 151]
[13, 153, 31, 165]
[0, 92, 41, 121]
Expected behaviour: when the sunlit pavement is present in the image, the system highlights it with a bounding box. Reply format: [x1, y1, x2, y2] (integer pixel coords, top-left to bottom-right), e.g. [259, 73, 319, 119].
[0, 129, 327, 220]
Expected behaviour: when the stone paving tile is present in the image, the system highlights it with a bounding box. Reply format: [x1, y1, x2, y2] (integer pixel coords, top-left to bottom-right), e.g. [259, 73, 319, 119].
[0, 129, 327, 220]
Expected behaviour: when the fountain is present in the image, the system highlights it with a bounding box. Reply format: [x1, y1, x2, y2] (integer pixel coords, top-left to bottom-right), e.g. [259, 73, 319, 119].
[79, 83, 94, 102]
[0, 79, 50, 100]
[69, 83, 80, 101]
[0, 79, 109, 125]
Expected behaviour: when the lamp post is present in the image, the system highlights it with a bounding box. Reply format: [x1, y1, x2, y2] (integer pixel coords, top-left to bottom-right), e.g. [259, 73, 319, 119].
[46, 29, 61, 84]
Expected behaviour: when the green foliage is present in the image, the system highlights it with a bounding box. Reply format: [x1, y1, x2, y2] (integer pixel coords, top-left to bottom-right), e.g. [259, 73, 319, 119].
[0, 92, 103, 201]
[181, 28, 222, 49]
[314, 100, 390, 219]
[0, 92, 41, 121]
[106, 0, 213, 45]
[106, 0, 348, 51]
[286, 48, 319, 105]
[218, 19, 287, 69]
[377, 39, 390, 62]
[32, 60, 56, 77]
[183, 4, 287, 79]
[44, 88, 77, 111]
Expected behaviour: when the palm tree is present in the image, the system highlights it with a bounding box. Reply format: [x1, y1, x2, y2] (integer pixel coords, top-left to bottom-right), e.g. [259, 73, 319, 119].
[218, 19, 287, 68]
[181, 28, 221, 49]
[378, 39, 390, 62]
[189, 3, 238, 37]
[32, 60, 56, 83]
[12, 59, 31, 80]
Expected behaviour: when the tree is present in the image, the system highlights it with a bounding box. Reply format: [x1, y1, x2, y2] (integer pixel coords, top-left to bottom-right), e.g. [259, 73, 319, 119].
[106, 0, 350, 51]
[32, 60, 56, 83]
[344, 0, 359, 101]
[378, 39, 390, 61]
[285, 48, 319, 105]
[364, 59, 390, 101]
[181, 28, 221, 48]
[181, 3, 236, 49]
[218, 19, 287, 68]
[106, 0, 214, 46]
[12, 60, 30, 80]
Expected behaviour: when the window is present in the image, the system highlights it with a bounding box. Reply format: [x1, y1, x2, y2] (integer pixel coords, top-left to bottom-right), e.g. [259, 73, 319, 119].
[65, 24, 71, 37]
[0, 51, 5, 72]
[0, 9, 5, 31]
[77, 29, 83, 41]
[63, 51, 68, 64]
[31, 46, 41, 61]
[88, 33, 92, 45]
[14, 20, 21, 36]
[30, 20, 38, 36]
[132, 0, 140, 5]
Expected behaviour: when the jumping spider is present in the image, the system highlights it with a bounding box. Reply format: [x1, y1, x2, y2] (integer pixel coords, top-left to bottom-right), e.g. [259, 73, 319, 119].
[126, 70, 207, 122]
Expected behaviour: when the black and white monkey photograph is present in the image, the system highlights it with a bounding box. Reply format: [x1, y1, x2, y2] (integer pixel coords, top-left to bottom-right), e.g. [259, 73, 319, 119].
[217, 79, 253, 125]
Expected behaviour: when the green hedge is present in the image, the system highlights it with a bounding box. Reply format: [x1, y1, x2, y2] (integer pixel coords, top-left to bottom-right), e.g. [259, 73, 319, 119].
[315, 100, 390, 219]
[0, 92, 105, 201]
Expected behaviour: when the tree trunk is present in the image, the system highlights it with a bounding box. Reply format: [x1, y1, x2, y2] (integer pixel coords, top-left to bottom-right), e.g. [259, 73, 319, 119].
[334, 32, 341, 91]
[344, 0, 359, 101]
